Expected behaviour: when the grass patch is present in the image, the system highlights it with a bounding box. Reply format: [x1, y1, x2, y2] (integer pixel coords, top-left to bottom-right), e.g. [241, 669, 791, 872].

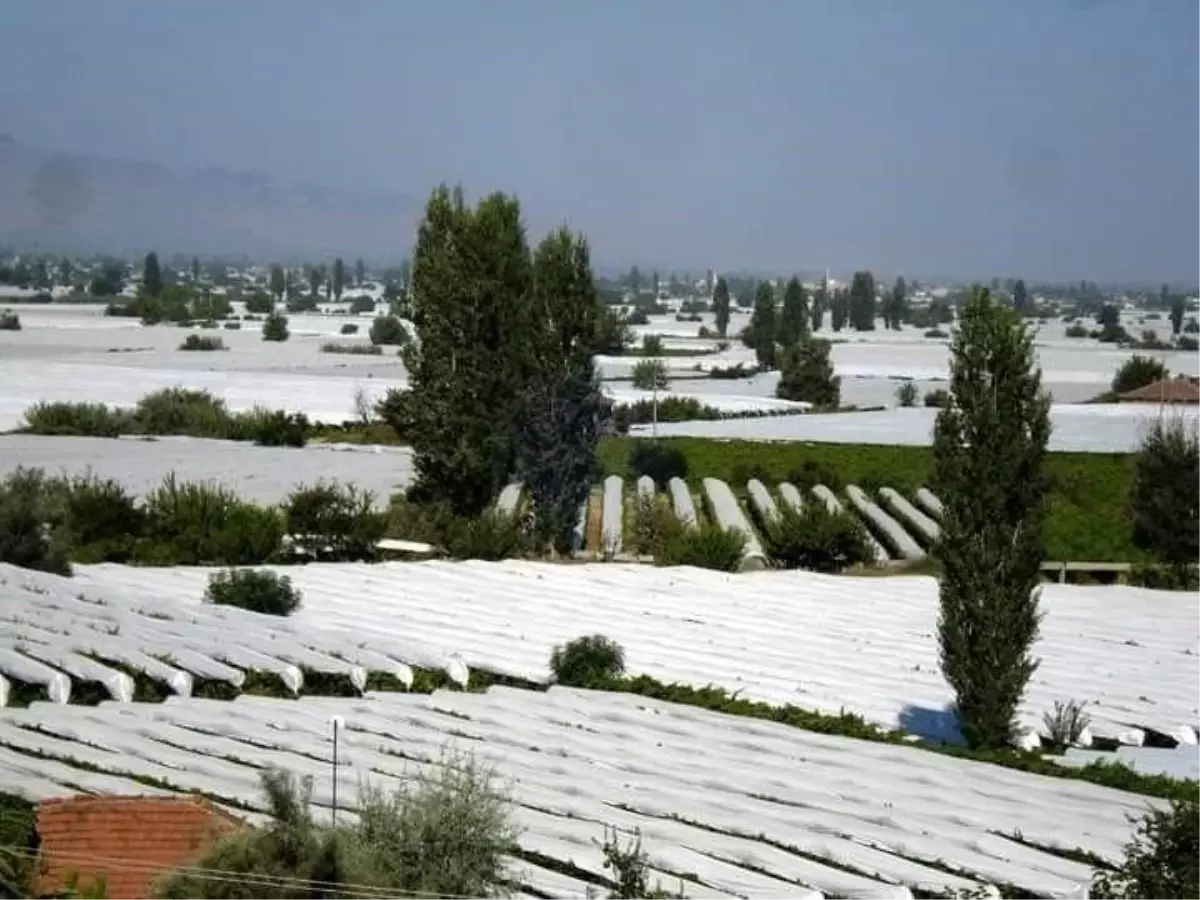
[598, 438, 1145, 561]
[320, 341, 383, 355]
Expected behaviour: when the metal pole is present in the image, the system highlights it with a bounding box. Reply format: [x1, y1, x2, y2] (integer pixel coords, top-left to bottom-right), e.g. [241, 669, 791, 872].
[652, 381, 659, 440]
[331, 717, 338, 826]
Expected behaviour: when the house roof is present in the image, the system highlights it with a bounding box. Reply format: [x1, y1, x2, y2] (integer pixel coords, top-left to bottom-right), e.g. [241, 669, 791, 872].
[1117, 375, 1200, 404]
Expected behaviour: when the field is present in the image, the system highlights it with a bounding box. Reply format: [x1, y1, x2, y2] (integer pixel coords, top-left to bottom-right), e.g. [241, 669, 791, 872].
[1, 560, 1195, 897]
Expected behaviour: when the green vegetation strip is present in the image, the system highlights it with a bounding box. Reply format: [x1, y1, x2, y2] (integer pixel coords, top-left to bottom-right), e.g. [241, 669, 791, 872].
[598, 437, 1145, 561]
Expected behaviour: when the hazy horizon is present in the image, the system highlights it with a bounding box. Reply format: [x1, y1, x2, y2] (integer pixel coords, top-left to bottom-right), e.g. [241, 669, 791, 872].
[1, 0, 1196, 283]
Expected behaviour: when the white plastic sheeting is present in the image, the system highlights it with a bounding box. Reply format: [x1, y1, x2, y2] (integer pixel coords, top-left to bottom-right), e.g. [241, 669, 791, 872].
[636, 475, 656, 501]
[602, 475, 624, 555]
[846, 486, 925, 561]
[778, 481, 804, 512]
[668, 477, 697, 527]
[878, 488, 941, 544]
[812, 485, 889, 563]
[0, 687, 1164, 898]
[572, 500, 588, 552]
[0, 648, 71, 704]
[701, 478, 765, 569]
[496, 482, 523, 516]
[914, 487, 944, 519]
[746, 479, 778, 523]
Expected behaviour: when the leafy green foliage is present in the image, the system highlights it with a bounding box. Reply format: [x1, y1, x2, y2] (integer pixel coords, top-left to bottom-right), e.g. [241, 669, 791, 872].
[1092, 799, 1198, 899]
[142, 251, 163, 297]
[21, 400, 131, 436]
[778, 276, 809, 346]
[179, 333, 226, 351]
[0, 468, 72, 575]
[896, 380, 918, 407]
[142, 476, 283, 565]
[1041, 699, 1090, 752]
[628, 441, 687, 486]
[924, 388, 950, 408]
[550, 635, 626, 686]
[744, 281, 778, 368]
[368, 314, 409, 346]
[627, 494, 684, 558]
[641, 333, 664, 355]
[933, 287, 1051, 750]
[776, 337, 840, 407]
[711, 276, 731, 337]
[848, 270, 876, 331]
[207, 568, 301, 616]
[340, 322, 359, 334]
[0, 792, 37, 898]
[246, 290, 275, 313]
[320, 341, 382, 355]
[659, 521, 745, 571]
[0, 310, 20, 331]
[630, 358, 669, 390]
[1129, 417, 1199, 582]
[261, 311, 289, 342]
[283, 481, 385, 562]
[1112, 355, 1168, 395]
[600, 827, 685, 899]
[760, 501, 873, 573]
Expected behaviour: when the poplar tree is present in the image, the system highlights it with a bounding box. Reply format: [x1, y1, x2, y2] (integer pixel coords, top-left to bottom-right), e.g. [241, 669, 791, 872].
[849, 270, 876, 331]
[778, 276, 809, 347]
[142, 251, 162, 298]
[712, 276, 731, 338]
[332, 257, 346, 301]
[747, 281, 778, 368]
[933, 287, 1051, 749]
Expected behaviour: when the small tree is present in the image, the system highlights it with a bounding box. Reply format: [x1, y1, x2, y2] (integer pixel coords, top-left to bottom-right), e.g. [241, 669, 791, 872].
[778, 276, 808, 346]
[1111, 355, 1168, 395]
[1091, 798, 1198, 899]
[745, 282, 778, 368]
[933, 287, 1051, 750]
[332, 257, 345, 301]
[760, 501, 873, 573]
[641, 333, 664, 355]
[142, 251, 163, 298]
[368, 314, 409, 346]
[631, 359, 669, 391]
[776, 338, 840, 407]
[262, 311, 289, 342]
[712, 276, 731, 338]
[550, 635, 625, 686]
[896, 381, 918, 407]
[206, 569, 301, 616]
[1129, 417, 1199, 587]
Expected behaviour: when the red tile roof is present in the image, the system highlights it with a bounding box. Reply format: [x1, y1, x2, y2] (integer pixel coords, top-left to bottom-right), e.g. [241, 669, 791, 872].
[1117, 376, 1200, 404]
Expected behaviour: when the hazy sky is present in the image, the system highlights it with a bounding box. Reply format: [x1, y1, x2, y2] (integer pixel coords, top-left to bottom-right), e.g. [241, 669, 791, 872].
[2, 0, 1196, 282]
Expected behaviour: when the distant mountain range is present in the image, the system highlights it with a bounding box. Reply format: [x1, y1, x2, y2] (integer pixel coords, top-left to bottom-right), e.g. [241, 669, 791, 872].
[0, 136, 422, 263]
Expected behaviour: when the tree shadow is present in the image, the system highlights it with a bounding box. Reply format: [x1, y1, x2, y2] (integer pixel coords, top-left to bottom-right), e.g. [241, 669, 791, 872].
[899, 703, 963, 744]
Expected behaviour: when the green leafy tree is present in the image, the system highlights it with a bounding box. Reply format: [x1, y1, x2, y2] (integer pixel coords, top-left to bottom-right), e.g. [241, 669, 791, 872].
[400, 185, 534, 517]
[268, 264, 286, 301]
[848, 270, 876, 330]
[332, 257, 346, 301]
[778, 276, 809, 346]
[1169, 293, 1185, 336]
[811, 274, 828, 331]
[142, 251, 163, 298]
[887, 276, 907, 329]
[355, 257, 366, 287]
[262, 311, 289, 342]
[776, 337, 839, 407]
[1013, 278, 1030, 316]
[712, 276, 731, 338]
[1111, 355, 1168, 395]
[1129, 417, 1199, 587]
[932, 287, 1051, 750]
[307, 265, 323, 297]
[514, 227, 605, 553]
[830, 286, 850, 331]
[746, 281, 778, 368]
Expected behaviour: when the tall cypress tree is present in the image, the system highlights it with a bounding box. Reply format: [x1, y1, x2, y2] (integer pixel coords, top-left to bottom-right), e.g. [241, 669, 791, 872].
[142, 251, 162, 298]
[401, 185, 534, 516]
[747, 281, 778, 368]
[849, 270, 876, 331]
[889, 276, 907, 330]
[712, 276, 731, 338]
[933, 287, 1051, 750]
[811, 275, 828, 331]
[518, 228, 604, 553]
[332, 257, 346, 301]
[778, 276, 809, 347]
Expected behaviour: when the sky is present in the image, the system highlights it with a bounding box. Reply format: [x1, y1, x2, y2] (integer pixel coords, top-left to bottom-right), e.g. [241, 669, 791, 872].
[0, 0, 1196, 283]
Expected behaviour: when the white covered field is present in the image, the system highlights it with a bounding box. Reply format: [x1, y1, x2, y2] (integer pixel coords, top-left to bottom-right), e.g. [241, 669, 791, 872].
[1, 302, 1195, 450]
[0, 560, 1190, 896]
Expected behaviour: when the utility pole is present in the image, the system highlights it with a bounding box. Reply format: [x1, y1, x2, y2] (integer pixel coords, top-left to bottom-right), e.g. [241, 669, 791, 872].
[330, 715, 343, 826]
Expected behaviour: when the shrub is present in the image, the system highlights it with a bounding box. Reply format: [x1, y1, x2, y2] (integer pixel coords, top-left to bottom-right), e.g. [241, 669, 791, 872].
[611, 396, 722, 432]
[1129, 417, 1199, 583]
[659, 521, 745, 571]
[1091, 798, 1198, 899]
[1176, 335, 1199, 351]
[627, 309, 649, 326]
[206, 568, 301, 616]
[1112, 355, 1168, 395]
[550, 635, 625, 686]
[55, 471, 146, 563]
[262, 311, 289, 341]
[283, 481, 386, 561]
[776, 338, 839, 407]
[896, 380, 918, 407]
[0, 468, 71, 575]
[0, 310, 20, 331]
[21, 400, 131, 437]
[602, 827, 685, 899]
[923, 388, 951, 409]
[627, 494, 684, 558]
[223, 321, 242, 330]
[1184, 318, 1199, 334]
[785, 459, 843, 493]
[244, 291, 274, 314]
[140, 475, 283, 565]
[628, 441, 687, 486]
[630, 358, 669, 391]
[179, 334, 226, 351]
[230, 407, 310, 447]
[1065, 322, 1089, 338]
[368, 314, 409, 346]
[348, 295, 376, 314]
[707, 362, 759, 379]
[924, 328, 949, 339]
[340, 322, 359, 335]
[436, 507, 529, 561]
[133, 388, 231, 437]
[1041, 699, 1090, 752]
[321, 341, 382, 355]
[641, 334, 664, 355]
[760, 501, 873, 573]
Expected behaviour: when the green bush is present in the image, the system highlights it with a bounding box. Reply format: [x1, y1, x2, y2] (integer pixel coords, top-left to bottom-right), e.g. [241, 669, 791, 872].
[55, 471, 146, 563]
[924, 388, 951, 409]
[0, 468, 71, 575]
[896, 381, 918, 407]
[320, 341, 382, 355]
[348, 295, 375, 314]
[134, 387, 231, 437]
[340, 322, 359, 335]
[179, 333, 226, 351]
[760, 501, 873, 572]
[630, 358, 669, 390]
[628, 441, 687, 486]
[1177, 335, 1199, 351]
[283, 481, 386, 561]
[437, 508, 529, 561]
[223, 321, 242, 330]
[21, 400, 132, 437]
[785, 459, 844, 493]
[659, 521, 745, 571]
[627, 494, 684, 557]
[641, 334, 664, 355]
[206, 568, 301, 616]
[924, 328, 949, 339]
[776, 338, 840, 407]
[369, 314, 409, 346]
[230, 407, 310, 447]
[1112, 355, 1168, 395]
[244, 291, 274, 314]
[550, 635, 626, 686]
[0, 310, 20, 331]
[1065, 322, 1089, 338]
[610, 396, 722, 432]
[262, 311, 290, 342]
[1092, 798, 1198, 899]
[141, 475, 283, 565]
